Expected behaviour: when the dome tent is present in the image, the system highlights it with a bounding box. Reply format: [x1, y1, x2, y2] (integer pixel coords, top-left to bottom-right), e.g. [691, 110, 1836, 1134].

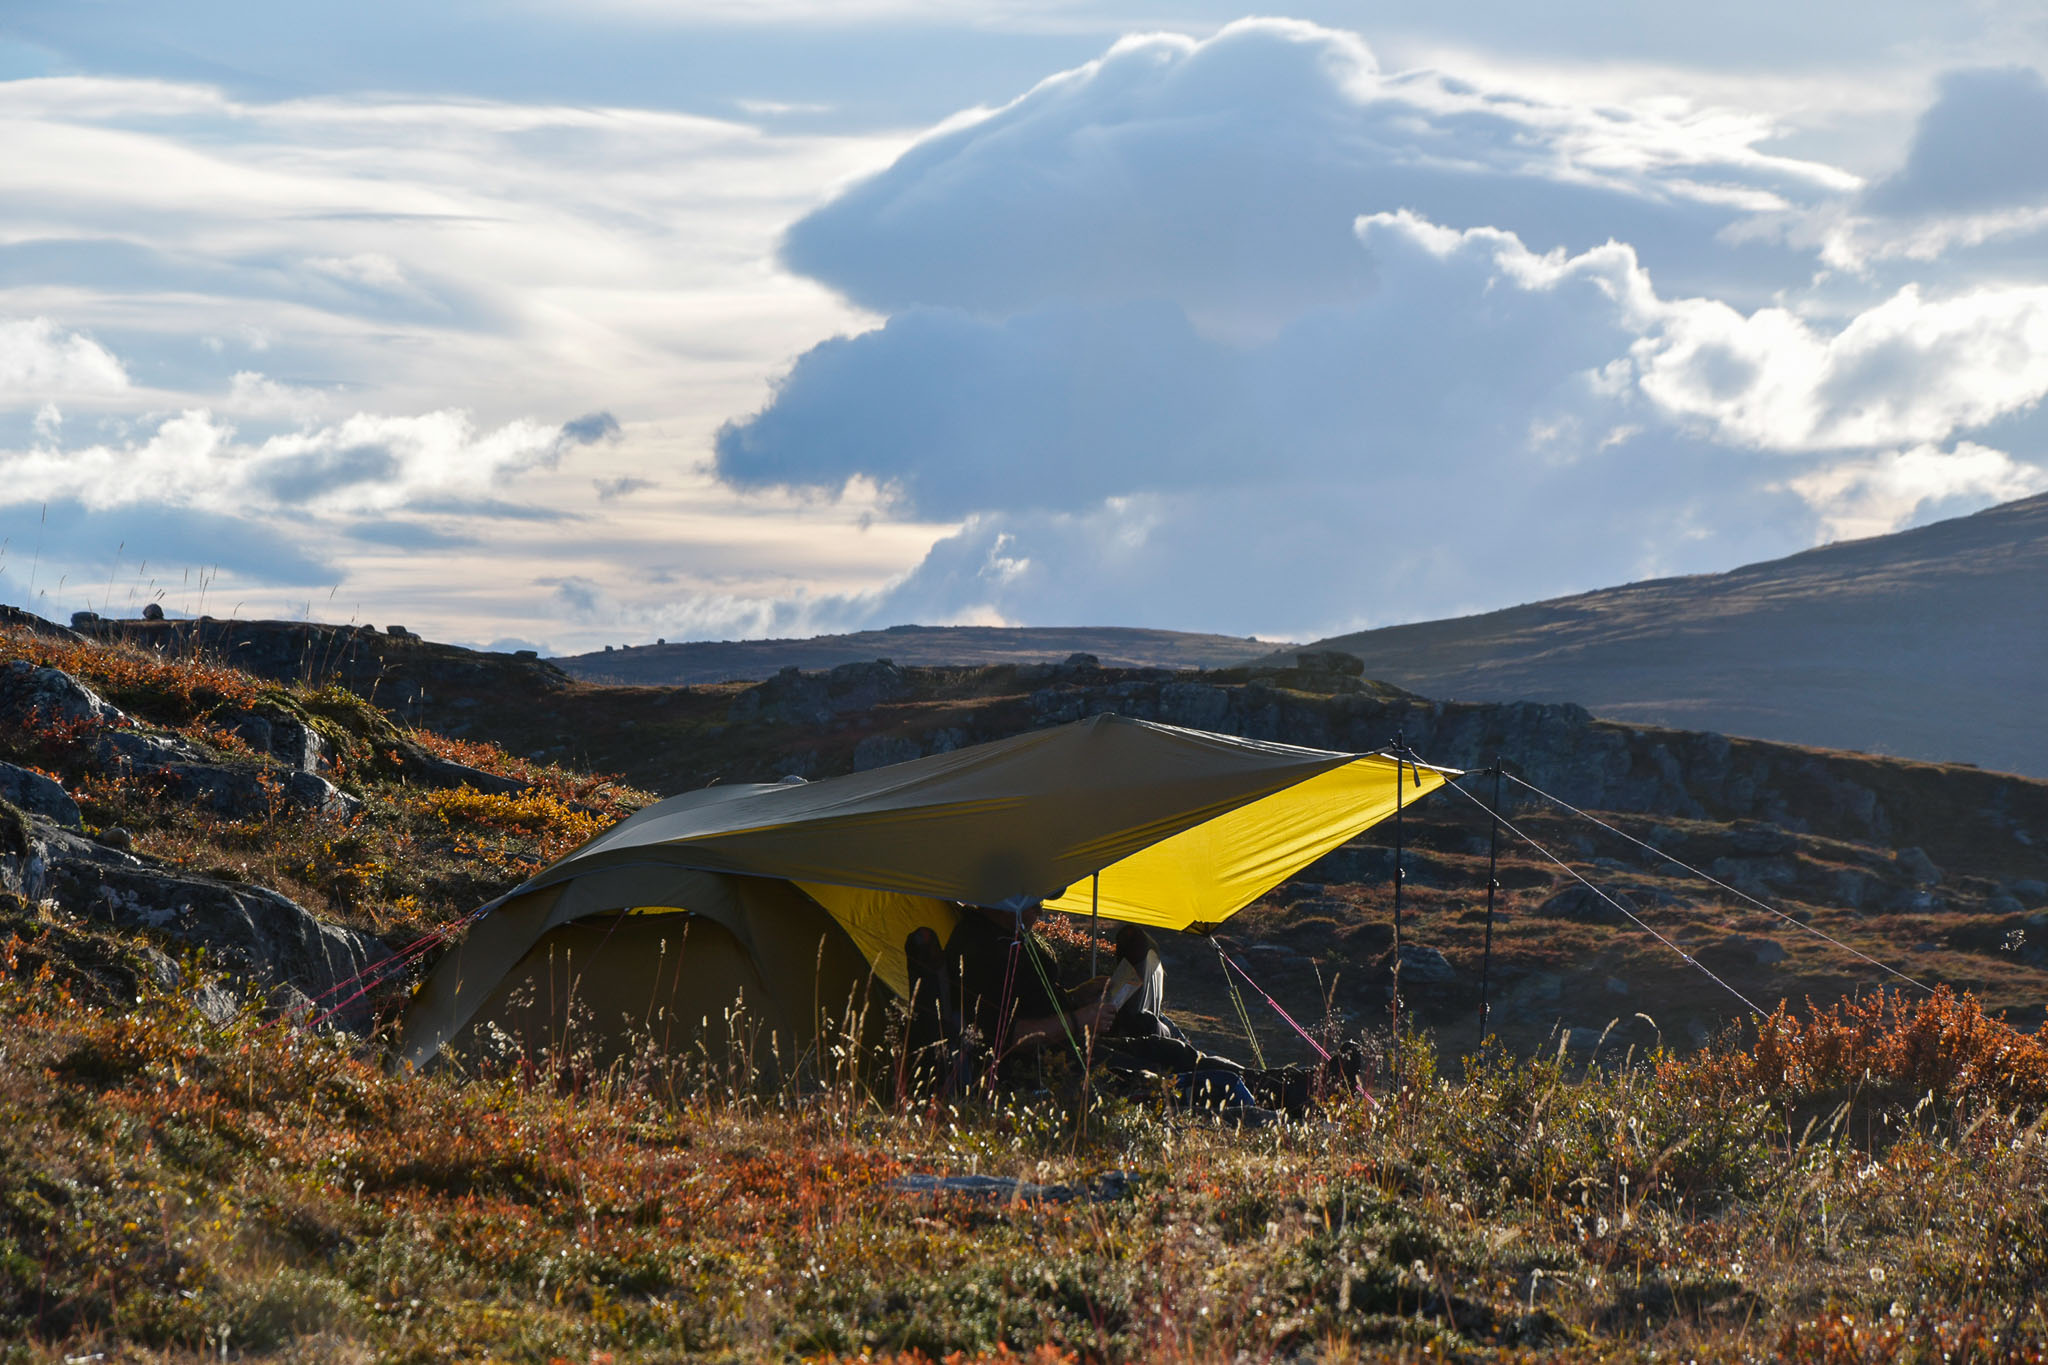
[396, 713, 1450, 1076]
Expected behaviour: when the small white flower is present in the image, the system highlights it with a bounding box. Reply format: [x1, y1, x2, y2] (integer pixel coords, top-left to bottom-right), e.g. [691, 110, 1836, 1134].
[1870, 1266, 1886, 1285]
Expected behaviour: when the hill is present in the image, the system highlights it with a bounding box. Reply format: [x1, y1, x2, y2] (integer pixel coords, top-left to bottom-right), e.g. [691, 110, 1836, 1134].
[1268, 492, 2048, 777]
[552, 623, 1286, 683]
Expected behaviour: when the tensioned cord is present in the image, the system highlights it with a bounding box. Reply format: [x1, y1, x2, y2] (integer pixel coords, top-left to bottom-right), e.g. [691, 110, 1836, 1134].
[1494, 770, 1934, 997]
[1435, 775, 1767, 1016]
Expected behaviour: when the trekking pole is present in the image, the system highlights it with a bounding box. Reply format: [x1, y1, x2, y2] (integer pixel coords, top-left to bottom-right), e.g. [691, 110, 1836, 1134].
[1391, 734, 1406, 1087]
[1089, 872, 1101, 977]
[1478, 758, 1502, 1051]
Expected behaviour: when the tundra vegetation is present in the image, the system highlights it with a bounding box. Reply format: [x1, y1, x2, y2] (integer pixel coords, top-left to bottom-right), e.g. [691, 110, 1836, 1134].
[3, 621, 2047, 1361]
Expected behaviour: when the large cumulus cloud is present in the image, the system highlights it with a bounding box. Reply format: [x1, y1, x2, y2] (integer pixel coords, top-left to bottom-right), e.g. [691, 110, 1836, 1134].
[782, 20, 1851, 332]
[718, 22, 2048, 636]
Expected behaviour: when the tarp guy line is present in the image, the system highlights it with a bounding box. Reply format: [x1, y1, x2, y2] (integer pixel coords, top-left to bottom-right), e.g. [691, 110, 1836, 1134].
[1437, 778, 1767, 1016]
[1499, 772, 1934, 997]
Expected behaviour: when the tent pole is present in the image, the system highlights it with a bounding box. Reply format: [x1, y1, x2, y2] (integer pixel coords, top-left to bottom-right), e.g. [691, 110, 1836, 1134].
[1391, 735, 1406, 1085]
[1478, 759, 1502, 1050]
[1089, 872, 1101, 977]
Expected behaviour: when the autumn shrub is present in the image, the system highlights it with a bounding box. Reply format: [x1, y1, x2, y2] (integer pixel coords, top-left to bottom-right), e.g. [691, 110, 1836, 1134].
[413, 785, 609, 873]
[1680, 986, 2048, 1114]
[2, 624, 261, 723]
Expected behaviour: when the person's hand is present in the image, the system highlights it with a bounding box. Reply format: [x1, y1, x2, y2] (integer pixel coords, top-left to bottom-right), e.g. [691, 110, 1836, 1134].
[1075, 997, 1117, 1034]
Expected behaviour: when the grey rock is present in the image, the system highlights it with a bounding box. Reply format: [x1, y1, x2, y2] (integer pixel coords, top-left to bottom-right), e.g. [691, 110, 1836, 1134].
[853, 734, 922, 771]
[1896, 846, 1943, 886]
[1605, 976, 1630, 996]
[2006, 879, 2048, 906]
[1987, 893, 2026, 915]
[407, 751, 526, 796]
[0, 660, 123, 728]
[1393, 943, 1456, 984]
[191, 982, 240, 1026]
[1830, 867, 1886, 910]
[221, 711, 326, 773]
[0, 759, 82, 828]
[1159, 682, 1232, 731]
[3, 816, 389, 1029]
[1699, 933, 1787, 969]
[1533, 884, 1627, 925]
[136, 944, 183, 990]
[92, 719, 361, 819]
[96, 727, 207, 770]
[1727, 820, 1797, 856]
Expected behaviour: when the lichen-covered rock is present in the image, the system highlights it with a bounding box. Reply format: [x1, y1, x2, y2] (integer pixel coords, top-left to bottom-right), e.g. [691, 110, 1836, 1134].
[0, 659, 123, 728]
[0, 759, 81, 828]
[2, 815, 388, 1029]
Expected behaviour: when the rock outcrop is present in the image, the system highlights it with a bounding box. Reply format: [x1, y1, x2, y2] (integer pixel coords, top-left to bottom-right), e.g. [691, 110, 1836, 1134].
[2, 813, 389, 1029]
[0, 760, 82, 828]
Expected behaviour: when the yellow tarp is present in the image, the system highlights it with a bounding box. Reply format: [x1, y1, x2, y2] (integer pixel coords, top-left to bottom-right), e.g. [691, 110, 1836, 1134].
[1043, 754, 1444, 930]
[795, 882, 959, 997]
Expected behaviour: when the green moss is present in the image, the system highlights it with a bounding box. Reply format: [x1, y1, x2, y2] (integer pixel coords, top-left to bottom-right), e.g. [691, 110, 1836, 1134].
[254, 683, 409, 776]
[0, 796, 29, 859]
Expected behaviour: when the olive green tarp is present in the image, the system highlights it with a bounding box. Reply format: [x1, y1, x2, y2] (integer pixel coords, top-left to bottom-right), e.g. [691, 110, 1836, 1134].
[396, 713, 1451, 1072]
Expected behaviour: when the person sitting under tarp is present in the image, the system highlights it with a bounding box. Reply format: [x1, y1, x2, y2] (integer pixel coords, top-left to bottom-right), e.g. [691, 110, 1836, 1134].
[944, 899, 1117, 1062]
[1102, 924, 1189, 1042]
[901, 925, 968, 1097]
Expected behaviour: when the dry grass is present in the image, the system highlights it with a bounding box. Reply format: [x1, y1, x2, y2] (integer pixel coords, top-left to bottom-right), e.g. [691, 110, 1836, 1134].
[2, 921, 2046, 1362]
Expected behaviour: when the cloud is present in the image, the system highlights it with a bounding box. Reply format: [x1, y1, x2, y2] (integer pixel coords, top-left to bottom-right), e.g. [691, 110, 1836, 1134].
[1865, 67, 2048, 218]
[0, 317, 130, 397]
[593, 474, 654, 500]
[561, 411, 623, 445]
[225, 370, 329, 419]
[1781, 442, 2048, 542]
[718, 23, 2048, 637]
[722, 213, 1654, 520]
[782, 18, 1852, 334]
[0, 406, 579, 517]
[1636, 282, 2048, 450]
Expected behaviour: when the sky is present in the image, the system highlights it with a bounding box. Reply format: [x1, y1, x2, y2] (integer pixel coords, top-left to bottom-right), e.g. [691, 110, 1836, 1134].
[3, 3, 2047, 653]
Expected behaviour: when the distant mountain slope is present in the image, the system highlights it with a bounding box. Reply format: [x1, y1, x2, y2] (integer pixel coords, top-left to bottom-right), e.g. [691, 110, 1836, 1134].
[554, 624, 1287, 684]
[1273, 492, 2048, 777]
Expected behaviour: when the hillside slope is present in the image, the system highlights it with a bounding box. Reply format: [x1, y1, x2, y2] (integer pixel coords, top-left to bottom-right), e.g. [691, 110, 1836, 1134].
[553, 623, 1285, 683]
[1274, 492, 2048, 777]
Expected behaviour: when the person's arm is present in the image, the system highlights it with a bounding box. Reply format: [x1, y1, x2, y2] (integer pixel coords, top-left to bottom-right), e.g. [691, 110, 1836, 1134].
[1001, 995, 1118, 1053]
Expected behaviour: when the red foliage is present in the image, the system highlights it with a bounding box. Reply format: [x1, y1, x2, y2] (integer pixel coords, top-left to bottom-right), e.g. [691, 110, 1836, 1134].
[1681, 986, 2048, 1111]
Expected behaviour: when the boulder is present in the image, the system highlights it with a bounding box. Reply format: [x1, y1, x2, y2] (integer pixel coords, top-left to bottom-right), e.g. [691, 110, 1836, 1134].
[1392, 942, 1456, 984]
[0, 660, 124, 728]
[1896, 846, 1943, 886]
[1532, 883, 1628, 925]
[3, 816, 390, 1029]
[95, 729, 361, 820]
[0, 760, 82, 828]
[219, 710, 327, 774]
